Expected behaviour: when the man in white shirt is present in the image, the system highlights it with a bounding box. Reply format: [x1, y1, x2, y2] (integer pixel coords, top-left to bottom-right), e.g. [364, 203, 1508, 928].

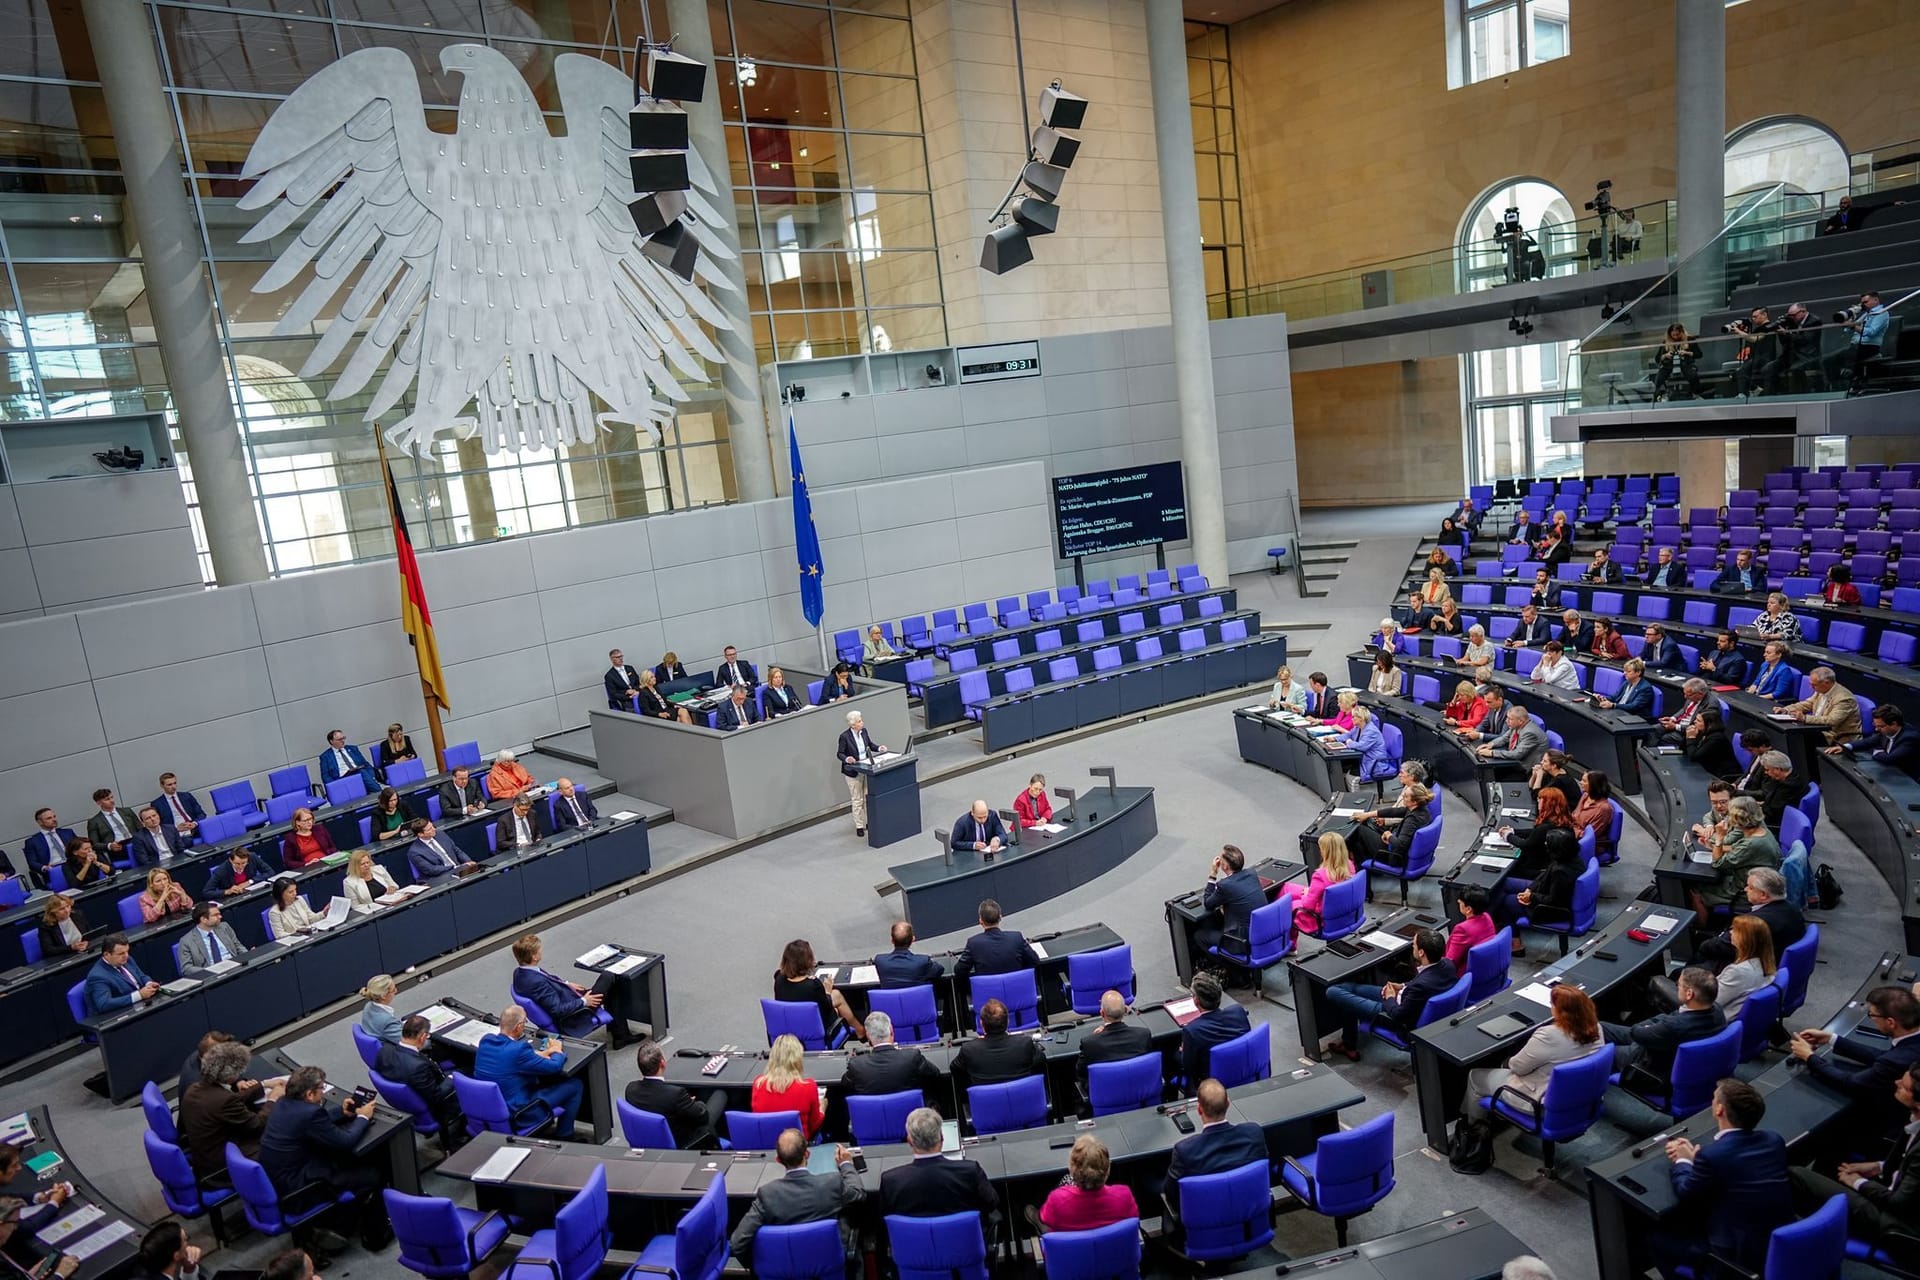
[494, 794, 548, 851]
[132, 806, 186, 866]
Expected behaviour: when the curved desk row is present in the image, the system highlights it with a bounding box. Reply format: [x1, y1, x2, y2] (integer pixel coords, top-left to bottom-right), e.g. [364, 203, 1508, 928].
[1429, 781, 1542, 922]
[1815, 751, 1920, 954]
[62, 817, 649, 1102]
[936, 587, 1238, 668]
[1232, 706, 1356, 800]
[888, 788, 1157, 937]
[0, 1105, 145, 1280]
[1552, 581, 1920, 656]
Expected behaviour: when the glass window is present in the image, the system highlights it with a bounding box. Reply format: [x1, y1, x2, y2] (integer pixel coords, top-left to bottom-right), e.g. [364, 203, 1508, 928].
[1465, 341, 1579, 483]
[0, 0, 100, 80]
[332, 0, 482, 27]
[1724, 118, 1848, 203]
[158, 10, 340, 96]
[1457, 0, 1567, 86]
[838, 73, 917, 134]
[832, 11, 912, 76]
[1459, 178, 1575, 292]
[728, 0, 836, 68]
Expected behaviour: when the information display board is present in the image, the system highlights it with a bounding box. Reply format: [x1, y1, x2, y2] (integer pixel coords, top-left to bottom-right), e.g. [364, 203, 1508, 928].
[1052, 461, 1189, 559]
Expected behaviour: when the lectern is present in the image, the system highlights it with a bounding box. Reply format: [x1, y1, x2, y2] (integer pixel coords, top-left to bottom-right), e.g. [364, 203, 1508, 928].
[857, 754, 921, 848]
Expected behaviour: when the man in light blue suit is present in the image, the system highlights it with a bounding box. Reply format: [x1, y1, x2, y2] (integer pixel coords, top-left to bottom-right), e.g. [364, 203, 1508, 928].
[474, 1005, 582, 1138]
[318, 729, 379, 792]
[83, 935, 160, 1016]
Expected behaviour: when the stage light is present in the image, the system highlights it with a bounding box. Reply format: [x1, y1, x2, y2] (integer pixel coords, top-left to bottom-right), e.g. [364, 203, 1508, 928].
[1039, 83, 1088, 130]
[979, 223, 1033, 275]
[1030, 125, 1079, 169]
[1013, 197, 1058, 236]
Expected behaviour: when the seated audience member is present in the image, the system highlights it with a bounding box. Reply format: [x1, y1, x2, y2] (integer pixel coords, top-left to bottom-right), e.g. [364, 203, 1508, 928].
[359, 974, 403, 1044]
[1459, 984, 1601, 1124]
[1697, 796, 1782, 916]
[949, 799, 1006, 855]
[206, 846, 270, 896]
[367, 787, 414, 843]
[752, 1033, 825, 1138]
[1697, 868, 1803, 969]
[1375, 618, 1402, 654]
[1830, 704, 1920, 778]
[1163, 1078, 1269, 1222]
[1582, 547, 1622, 584]
[715, 645, 757, 690]
[1014, 774, 1053, 827]
[1644, 545, 1683, 588]
[259, 1064, 388, 1249]
[82, 933, 158, 1014]
[1603, 967, 1726, 1090]
[1369, 649, 1403, 696]
[511, 933, 604, 1037]
[1397, 591, 1432, 633]
[342, 849, 399, 908]
[178, 1026, 237, 1089]
[1751, 592, 1803, 645]
[1178, 973, 1253, 1088]
[1658, 677, 1713, 742]
[1038, 1136, 1138, 1234]
[1269, 666, 1307, 710]
[1458, 626, 1496, 683]
[152, 773, 205, 838]
[1324, 928, 1457, 1060]
[264, 1251, 319, 1280]
[1788, 1064, 1920, 1268]
[1597, 659, 1655, 718]
[1571, 770, 1615, 853]
[653, 651, 688, 685]
[1556, 610, 1593, 653]
[1735, 732, 1775, 793]
[955, 998, 1046, 1091]
[1682, 705, 1740, 778]
[1823, 562, 1863, 606]
[1649, 915, 1773, 1018]
[1076, 990, 1154, 1096]
[180, 1040, 281, 1177]
[1444, 680, 1488, 730]
[1652, 1080, 1792, 1280]
[177, 902, 246, 971]
[862, 626, 900, 668]
[1429, 597, 1465, 636]
[1290, 833, 1356, 937]
[1303, 671, 1335, 718]
[634, 669, 672, 718]
[375, 723, 417, 779]
[86, 788, 137, 864]
[1746, 751, 1808, 836]
[1530, 641, 1581, 692]
[846, 1010, 940, 1095]
[137, 867, 193, 923]
[279, 808, 336, 870]
[138, 1218, 203, 1280]
[728, 1127, 863, 1264]
[1746, 643, 1797, 700]
[880, 1107, 998, 1226]
[476, 1005, 582, 1139]
[1699, 631, 1750, 687]
[1588, 617, 1628, 660]
[23, 809, 77, 889]
[1790, 986, 1920, 1124]
[1508, 509, 1536, 544]
[1537, 529, 1571, 568]
[761, 668, 804, 718]
[1445, 887, 1498, 967]
[36, 895, 89, 959]
[486, 750, 535, 800]
[714, 683, 759, 731]
[319, 729, 380, 793]
[1529, 746, 1579, 812]
[605, 649, 643, 712]
[1453, 686, 1508, 742]
[1345, 781, 1434, 871]
[1529, 569, 1561, 612]
[63, 837, 110, 888]
[407, 819, 476, 880]
[130, 806, 186, 867]
[1785, 666, 1863, 746]
[1323, 690, 1358, 732]
[1642, 625, 1686, 673]
[1194, 844, 1267, 954]
[774, 938, 865, 1041]
[1477, 705, 1548, 774]
[1328, 704, 1389, 778]
[874, 921, 944, 988]
[266, 879, 324, 939]
[494, 794, 548, 851]
[956, 897, 1040, 976]
[374, 1014, 463, 1140]
[1505, 604, 1552, 649]
[1713, 550, 1763, 595]
[625, 1038, 726, 1149]
[1498, 787, 1576, 880]
[1427, 541, 1458, 577]
[436, 766, 487, 819]
[1419, 567, 1451, 609]
[817, 664, 858, 703]
[550, 778, 599, 830]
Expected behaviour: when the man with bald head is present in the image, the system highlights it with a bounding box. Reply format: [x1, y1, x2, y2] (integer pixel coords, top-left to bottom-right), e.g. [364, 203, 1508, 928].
[873, 921, 943, 987]
[728, 1127, 864, 1264]
[949, 799, 1005, 856]
[1163, 1078, 1268, 1221]
[549, 777, 599, 831]
[1077, 990, 1154, 1097]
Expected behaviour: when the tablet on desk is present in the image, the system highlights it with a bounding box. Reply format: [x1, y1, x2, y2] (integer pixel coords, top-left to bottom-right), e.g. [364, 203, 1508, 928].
[1476, 1012, 1535, 1039]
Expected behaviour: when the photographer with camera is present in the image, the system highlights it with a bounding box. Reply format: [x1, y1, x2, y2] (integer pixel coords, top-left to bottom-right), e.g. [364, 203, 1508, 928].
[1653, 323, 1705, 401]
[1773, 303, 1826, 393]
[1728, 308, 1781, 398]
[1827, 292, 1890, 396]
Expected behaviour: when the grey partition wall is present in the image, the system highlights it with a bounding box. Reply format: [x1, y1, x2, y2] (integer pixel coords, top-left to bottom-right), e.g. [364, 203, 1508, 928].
[0, 463, 1051, 834]
[588, 673, 912, 839]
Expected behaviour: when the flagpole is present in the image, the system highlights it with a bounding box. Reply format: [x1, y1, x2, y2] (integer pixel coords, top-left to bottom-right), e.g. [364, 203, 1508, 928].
[816, 621, 830, 672]
[376, 430, 448, 773]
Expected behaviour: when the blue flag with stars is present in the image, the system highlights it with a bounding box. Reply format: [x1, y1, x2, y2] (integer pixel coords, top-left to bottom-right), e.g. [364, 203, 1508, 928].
[790, 413, 825, 627]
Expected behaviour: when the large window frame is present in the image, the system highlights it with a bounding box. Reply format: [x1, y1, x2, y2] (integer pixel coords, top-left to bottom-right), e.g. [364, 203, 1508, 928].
[1452, 0, 1570, 88]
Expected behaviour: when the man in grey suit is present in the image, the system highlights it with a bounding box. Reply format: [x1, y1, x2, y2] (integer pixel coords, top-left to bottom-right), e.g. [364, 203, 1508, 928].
[727, 1127, 864, 1265]
[1476, 705, 1548, 780]
[177, 902, 246, 972]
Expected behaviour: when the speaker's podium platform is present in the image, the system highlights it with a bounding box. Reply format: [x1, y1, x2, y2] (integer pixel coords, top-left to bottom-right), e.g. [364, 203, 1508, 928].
[854, 753, 920, 847]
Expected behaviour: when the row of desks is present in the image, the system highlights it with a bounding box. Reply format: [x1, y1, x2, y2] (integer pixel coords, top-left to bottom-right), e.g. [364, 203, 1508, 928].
[936, 587, 1238, 668]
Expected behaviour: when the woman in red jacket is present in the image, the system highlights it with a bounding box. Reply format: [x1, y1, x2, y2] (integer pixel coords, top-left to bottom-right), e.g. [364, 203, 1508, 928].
[751, 1034, 824, 1138]
[1014, 773, 1052, 827]
[280, 807, 338, 869]
[1443, 680, 1488, 730]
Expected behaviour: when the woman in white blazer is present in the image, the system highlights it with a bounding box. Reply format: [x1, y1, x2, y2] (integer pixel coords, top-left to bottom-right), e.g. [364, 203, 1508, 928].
[1709, 915, 1776, 1018]
[1269, 665, 1308, 711]
[266, 877, 324, 939]
[342, 848, 399, 909]
[1461, 985, 1604, 1121]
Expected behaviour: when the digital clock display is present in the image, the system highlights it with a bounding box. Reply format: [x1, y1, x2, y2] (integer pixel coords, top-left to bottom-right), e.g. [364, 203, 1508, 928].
[955, 342, 1042, 384]
[961, 358, 1038, 377]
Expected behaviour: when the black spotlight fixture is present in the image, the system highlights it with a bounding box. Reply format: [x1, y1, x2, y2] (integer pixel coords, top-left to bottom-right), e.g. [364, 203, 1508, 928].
[978, 80, 1086, 274]
[1508, 301, 1535, 338]
[980, 221, 1034, 275]
[1013, 196, 1058, 237]
[1039, 83, 1088, 131]
[628, 39, 706, 269]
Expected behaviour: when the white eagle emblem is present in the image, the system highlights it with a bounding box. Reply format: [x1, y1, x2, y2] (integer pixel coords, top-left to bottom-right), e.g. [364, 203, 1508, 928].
[239, 44, 734, 455]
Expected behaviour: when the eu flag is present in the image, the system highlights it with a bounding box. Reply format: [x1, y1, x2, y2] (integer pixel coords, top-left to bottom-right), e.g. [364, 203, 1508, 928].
[790, 413, 825, 627]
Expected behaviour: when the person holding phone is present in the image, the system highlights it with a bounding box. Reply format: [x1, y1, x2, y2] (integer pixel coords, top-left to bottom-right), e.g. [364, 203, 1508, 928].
[257, 1065, 388, 1256]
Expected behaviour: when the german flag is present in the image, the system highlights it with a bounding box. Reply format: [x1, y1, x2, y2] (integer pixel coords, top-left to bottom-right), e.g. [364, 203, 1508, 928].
[384, 465, 449, 712]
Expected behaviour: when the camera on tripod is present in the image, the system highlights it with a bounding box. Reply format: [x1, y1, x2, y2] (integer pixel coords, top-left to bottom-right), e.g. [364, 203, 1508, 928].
[1493, 207, 1524, 239]
[1584, 179, 1613, 214]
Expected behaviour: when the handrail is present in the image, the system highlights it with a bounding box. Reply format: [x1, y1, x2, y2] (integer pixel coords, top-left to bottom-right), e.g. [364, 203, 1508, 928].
[1285, 488, 1309, 600]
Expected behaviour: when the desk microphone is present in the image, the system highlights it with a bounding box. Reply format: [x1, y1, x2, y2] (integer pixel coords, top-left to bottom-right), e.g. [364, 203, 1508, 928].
[1630, 1130, 1675, 1159]
[1276, 1249, 1357, 1276]
[1448, 999, 1492, 1027]
[507, 1135, 561, 1149]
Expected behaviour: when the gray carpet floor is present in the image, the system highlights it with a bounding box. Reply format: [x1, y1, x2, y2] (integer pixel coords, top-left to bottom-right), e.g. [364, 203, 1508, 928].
[5, 503, 1900, 1280]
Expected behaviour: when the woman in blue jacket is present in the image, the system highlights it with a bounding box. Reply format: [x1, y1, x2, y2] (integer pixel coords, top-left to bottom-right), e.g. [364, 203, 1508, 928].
[1332, 705, 1395, 783]
[1746, 641, 1798, 700]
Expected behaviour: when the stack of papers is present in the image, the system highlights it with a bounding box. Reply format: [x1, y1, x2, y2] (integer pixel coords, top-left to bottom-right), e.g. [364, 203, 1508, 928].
[62, 1221, 134, 1261]
[1031, 942, 1050, 960]
[417, 1004, 466, 1032]
[1473, 855, 1516, 870]
[310, 897, 351, 931]
[1329, 807, 1364, 818]
[849, 965, 879, 985]
[606, 953, 647, 976]
[160, 978, 201, 996]
[1031, 823, 1067, 833]
[610, 811, 641, 822]
[1241, 702, 1273, 714]
[1513, 982, 1555, 1007]
[1500, 807, 1533, 818]
[204, 959, 241, 976]
[873, 752, 901, 764]
[34, 1205, 104, 1246]
[442, 1021, 490, 1049]
[1481, 831, 1510, 848]
[577, 944, 620, 968]
[471, 1147, 531, 1183]
[1360, 929, 1412, 952]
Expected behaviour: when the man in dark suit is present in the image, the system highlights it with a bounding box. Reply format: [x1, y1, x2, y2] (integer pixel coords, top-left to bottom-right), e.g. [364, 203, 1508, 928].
[1748, 752, 1810, 837]
[1644, 546, 1683, 589]
[374, 1015, 463, 1139]
[86, 788, 139, 864]
[838, 710, 889, 838]
[493, 795, 549, 852]
[1598, 659, 1657, 719]
[714, 684, 759, 731]
[1163, 1078, 1269, 1222]
[1556, 609, 1595, 654]
[436, 766, 489, 820]
[845, 1011, 940, 1095]
[318, 729, 380, 792]
[407, 819, 476, 880]
[714, 645, 757, 691]
[1192, 845, 1266, 956]
[604, 649, 643, 711]
[204, 847, 272, 896]
[1581, 547, 1622, 584]
[1642, 625, 1686, 673]
[1504, 604, 1552, 649]
[1077, 990, 1155, 1096]
[953, 899, 1037, 976]
[1697, 867, 1804, 969]
[880, 1107, 998, 1231]
[1699, 631, 1751, 688]
[1654, 1079, 1793, 1279]
[953, 998, 1045, 1092]
[510, 933, 604, 1037]
[1831, 705, 1920, 780]
[151, 773, 205, 839]
[1178, 973, 1253, 1089]
[549, 778, 600, 831]
[1605, 967, 1727, 1090]
[1323, 930, 1458, 1059]
[1508, 511, 1537, 544]
[1453, 497, 1485, 534]
[625, 1039, 726, 1148]
[1303, 673, 1333, 718]
[948, 801, 1006, 856]
[1792, 986, 1920, 1128]
[729, 1127, 864, 1264]
[82, 935, 160, 1015]
[130, 807, 187, 867]
[1712, 550, 1763, 594]
[1790, 1063, 1920, 1269]
[873, 922, 944, 988]
[22, 809, 78, 889]
[258, 1065, 385, 1249]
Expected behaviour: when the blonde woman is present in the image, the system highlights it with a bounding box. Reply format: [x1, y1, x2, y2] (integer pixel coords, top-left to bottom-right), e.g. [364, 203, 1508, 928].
[137, 866, 193, 923]
[750, 1033, 823, 1137]
[359, 973, 402, 1043]
[1269, 666, 1306, 711]
[1420, 566, 1452, 608]
[1286, 832, 1355, 936]
[1753, 593, 1803, 644]
[342, 848, 398, 909]
[1324, 689, 1358, 732]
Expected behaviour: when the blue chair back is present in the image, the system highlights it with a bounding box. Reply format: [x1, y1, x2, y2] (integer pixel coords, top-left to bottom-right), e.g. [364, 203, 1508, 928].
[18, 929, 41, 966]
[666, 1177, 729, 1280]
[1042, 1217, 1142, 1280]
[444, 741, 482, 770]
[1765, 1192, 1846, 1280]
[868, 985, 940, 1044]
[970, 969, 1041, 1032]
[1465, 927, 1512, 1003]
[196, 812, 245, 844]
[846, 1090, 924, 1146]
[514, 990, 560, 1035]
[760, 998, 841, 1050]
[537, 1164, 609, 1280]
[116, 892, 145, 930]
[1178, 1161, 1275, 1262]
[1664, 1024, 1743, 1116]
[1320, 872, 1367, 940]
[144, 1131, 230, 1221]
[384, 1190, 505, 1279]
[388, 758, 428, 787]
[451, 1072, 554, 1138]
[752, 1220, 844, 1280]
[886, 1212, 988, 1280]
[265, 793, 306, 825]
[1780, 805, 1811, 857]
[1209, 1024, 1271, 1087]
[726, 1109, 800, 1148]
[0, 879, 24, 909]
[617, 1099, 677, 1148]
[141, 1081, 178, 1142]
[1087, 1053, 1162, 1116]
[225, 1143, 319, 1235]
[968, 1076, 1047, 1134]
[1737, 981, 1784, 1062]
[1306, 1111, 1397, 1216]
[1779, 924, 1819, 1016]
[268, 765, 311, 798]
[1519, 1043, 1615, 1140]
[351, 1023, 384, 1068]
[210, 780, 258, 816]
[1238, 897, 1294, 969]
[325, 774, 368, 807]
[1067, 945, 1134, 1015]
[371, 1068, 441, 1134]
